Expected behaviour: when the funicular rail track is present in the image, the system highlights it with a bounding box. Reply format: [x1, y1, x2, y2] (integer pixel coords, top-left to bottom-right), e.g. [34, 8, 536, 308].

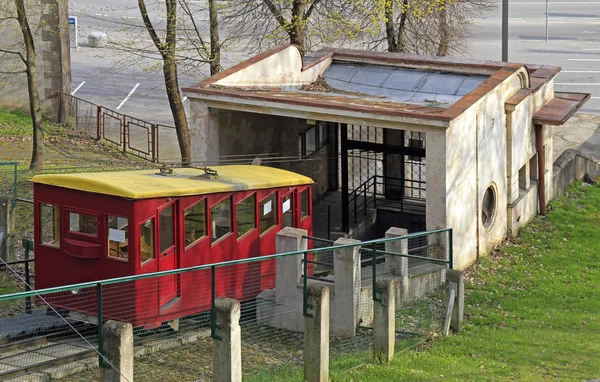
[0, 313, 212, 381]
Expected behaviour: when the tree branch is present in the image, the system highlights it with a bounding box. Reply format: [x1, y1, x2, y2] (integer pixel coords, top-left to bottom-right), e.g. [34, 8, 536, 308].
[137, 0, 164, 56]
[263, 0, 287, 28]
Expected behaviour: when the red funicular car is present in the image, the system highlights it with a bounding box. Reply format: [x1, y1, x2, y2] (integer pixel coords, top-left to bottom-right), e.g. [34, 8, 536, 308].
[33, 165, 313, 327]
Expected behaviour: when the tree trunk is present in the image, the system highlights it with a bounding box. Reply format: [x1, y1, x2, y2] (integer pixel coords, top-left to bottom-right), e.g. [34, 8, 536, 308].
[163, 61, 191, 165]
[138, 0, 191, 165]
[208, 0, 220, 75]
[394, 0, 409, 53]
[290, 0, 307, 55]
[436, 3, 450, 56]
[15, 0, 44, 170]
[385, 0, 397, 52]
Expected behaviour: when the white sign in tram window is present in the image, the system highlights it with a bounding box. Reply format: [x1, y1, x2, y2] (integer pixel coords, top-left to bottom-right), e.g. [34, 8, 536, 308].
[263, 200, 272, 215]
[282, 199, 291, 213]
[109, 228, 126, 243]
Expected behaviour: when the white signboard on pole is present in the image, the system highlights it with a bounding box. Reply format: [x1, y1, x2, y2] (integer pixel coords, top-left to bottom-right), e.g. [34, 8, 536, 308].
[68, 16, 78, 49]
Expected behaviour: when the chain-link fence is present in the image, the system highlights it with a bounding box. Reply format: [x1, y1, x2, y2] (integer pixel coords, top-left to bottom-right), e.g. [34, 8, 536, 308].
[0, 227, 452, 381]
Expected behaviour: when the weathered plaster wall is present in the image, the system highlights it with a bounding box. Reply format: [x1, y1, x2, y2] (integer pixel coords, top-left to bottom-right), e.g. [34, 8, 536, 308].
[446, 69, 528, 268]
[444, 112, 477, 270]
[0, 0, 71, 118]
[505, 80, 555, 235]
[213, 45, 331, 87]
[425, 130, 447, 233]
[216, 110, 330, 198]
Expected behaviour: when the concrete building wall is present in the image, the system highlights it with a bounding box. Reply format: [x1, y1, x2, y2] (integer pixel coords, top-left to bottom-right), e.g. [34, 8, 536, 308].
[444, 113, 477, 269]
[0, 0, 71, 118]
[208, 109, 330, 198]
[446, 69, 529, 268]
[506, 80, 555, 235]
[425, 130, 447, 233]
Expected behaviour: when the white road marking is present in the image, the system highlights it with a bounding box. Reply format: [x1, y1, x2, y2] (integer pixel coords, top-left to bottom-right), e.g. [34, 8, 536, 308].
[568, 59, 600, 62]
[512, 1, 600, 4]
[555, 83, 600, 86]
[116, 83, 140, 110]
[592, 97, 600, 99]
[71, 81, 86, 95]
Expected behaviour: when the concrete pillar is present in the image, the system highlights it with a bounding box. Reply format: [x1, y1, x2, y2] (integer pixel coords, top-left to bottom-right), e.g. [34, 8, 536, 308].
[275, 227, 307, 305]
[304, 285, 330, 382]
[213, 297, 242, 382]
[100, 320, 133, 382]
[447, 270, 464, 332]
[384, 227, 408, 276]
[373, 279, 396, 363]
[425, 131, 447, 232]
[384, 129, 404, 200]
[188, 100, 220, 165]
[385, 227, 409, 303]
[333, 237, 361, 337]
[40, 0, 72, 118]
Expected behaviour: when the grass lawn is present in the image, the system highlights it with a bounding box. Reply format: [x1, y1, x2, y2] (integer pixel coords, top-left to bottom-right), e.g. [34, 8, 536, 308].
[335, 182, 600, 381]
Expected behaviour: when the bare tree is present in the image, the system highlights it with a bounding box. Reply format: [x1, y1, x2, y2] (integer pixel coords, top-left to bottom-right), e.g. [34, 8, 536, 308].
[138, 0, 193, 165]
[221, 0, 362, 55]
[0, 0, 45, 169]
[364, 0, 495, 56]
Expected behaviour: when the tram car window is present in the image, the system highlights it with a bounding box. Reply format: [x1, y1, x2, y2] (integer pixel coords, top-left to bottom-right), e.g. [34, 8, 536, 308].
[32, 165, 313, 327]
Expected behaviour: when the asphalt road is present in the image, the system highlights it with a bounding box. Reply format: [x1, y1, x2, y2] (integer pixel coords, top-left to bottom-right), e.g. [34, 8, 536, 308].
[463, 0, 600, 114]
[68, 0, 600, 127]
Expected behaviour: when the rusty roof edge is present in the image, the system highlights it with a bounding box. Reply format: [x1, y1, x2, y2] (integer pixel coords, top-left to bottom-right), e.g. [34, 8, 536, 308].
[443, 65, 523, 119]
[302, 49, 334, 71]
[329, 47, 509, 73]
[533, 92, 591, 126]
[505, 88, 535, 110]
[185, 87, 452, 126]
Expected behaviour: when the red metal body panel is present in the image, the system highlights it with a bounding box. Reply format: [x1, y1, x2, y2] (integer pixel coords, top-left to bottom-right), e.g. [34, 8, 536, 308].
[33, 182, 313, 327]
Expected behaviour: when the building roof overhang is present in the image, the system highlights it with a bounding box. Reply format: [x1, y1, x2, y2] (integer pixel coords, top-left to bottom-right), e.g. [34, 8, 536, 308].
[532, 92, 591, 126]
[183, 45, 563, 129]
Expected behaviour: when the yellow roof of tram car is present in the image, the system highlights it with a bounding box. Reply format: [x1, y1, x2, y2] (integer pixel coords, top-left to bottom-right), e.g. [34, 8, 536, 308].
[32, 165, 314, 199]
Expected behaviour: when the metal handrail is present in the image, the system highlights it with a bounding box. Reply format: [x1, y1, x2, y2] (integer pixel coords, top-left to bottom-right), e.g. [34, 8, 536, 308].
[0, 227, 452, 302]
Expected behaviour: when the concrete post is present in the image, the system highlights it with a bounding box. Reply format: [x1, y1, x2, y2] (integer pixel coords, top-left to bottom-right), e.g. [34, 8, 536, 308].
[304, 285, 330, 382]
[385, 227, 409, 302]
[275, 227, 307, 305]
[99, 320, 133, 382]
[189, 100, 220, 165]
[213, 297, 242, 382]
[333, 237, 361, 337]
[373, 279, 396, 363]
[446, 270, 464, 332]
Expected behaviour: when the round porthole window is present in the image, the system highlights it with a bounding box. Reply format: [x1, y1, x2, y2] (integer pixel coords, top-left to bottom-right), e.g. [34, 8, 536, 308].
[482, 185, 497, 229]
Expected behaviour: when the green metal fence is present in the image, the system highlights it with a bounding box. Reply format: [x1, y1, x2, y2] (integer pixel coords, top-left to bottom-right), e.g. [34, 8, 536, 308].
[0, 228, 452, 381]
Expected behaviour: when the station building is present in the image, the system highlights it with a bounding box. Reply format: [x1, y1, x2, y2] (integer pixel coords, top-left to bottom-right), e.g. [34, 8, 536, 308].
[183, 45, 588, 269]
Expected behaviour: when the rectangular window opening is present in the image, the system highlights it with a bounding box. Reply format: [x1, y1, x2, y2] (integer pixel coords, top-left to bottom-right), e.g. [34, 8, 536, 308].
[519, 164, 528, 191]
[40, 203, 60, 247]
[211, 197, 232, 243]
[69, 211, 98, 237]
[140, 218, 155, 265]
[529, 154, 538, 181]
[185, 200, 207, 248]
[236, 194, 256, 239]
[159, 205, 175, 253]
[300, 189, 310, 220]
[107, 215, 128, 261]
[260, 193, 278, 235]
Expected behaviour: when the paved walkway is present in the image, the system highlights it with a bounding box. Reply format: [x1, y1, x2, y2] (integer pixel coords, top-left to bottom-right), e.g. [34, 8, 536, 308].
[554, 113, 600, 161]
